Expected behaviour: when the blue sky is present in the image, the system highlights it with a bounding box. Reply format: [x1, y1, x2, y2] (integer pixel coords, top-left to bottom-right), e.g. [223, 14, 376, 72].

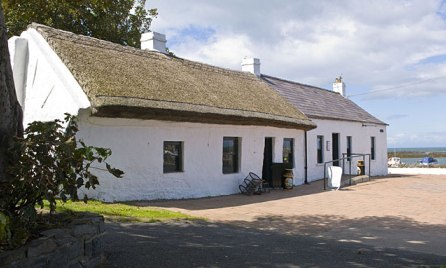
[147, 0, 446, 148]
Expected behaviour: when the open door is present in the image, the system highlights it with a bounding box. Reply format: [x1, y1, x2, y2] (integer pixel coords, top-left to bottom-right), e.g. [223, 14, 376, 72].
[332, 133, 340, 166]
[262, 138, 273, 186]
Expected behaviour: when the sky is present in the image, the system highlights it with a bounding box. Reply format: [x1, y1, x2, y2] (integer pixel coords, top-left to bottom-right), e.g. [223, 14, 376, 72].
[147, 0, 446, 148]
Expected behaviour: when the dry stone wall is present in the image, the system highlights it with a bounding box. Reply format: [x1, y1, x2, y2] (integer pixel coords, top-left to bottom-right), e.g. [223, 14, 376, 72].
[0, 215, 105, 268]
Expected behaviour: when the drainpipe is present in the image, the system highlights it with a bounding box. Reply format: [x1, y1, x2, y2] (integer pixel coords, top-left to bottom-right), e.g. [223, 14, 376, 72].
[304, 130, 309, 184]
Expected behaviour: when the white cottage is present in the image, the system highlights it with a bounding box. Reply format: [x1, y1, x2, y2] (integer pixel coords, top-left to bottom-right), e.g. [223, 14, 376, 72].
[260, 74, 388, 181]
[8, 24, 317, 201]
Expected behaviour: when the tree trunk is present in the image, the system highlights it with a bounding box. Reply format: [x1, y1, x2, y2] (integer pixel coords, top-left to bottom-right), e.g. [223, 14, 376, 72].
[0, 4, 23, 183]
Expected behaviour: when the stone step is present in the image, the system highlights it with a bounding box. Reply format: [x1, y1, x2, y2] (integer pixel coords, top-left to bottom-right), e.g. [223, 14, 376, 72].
[340, 175, 370, 187]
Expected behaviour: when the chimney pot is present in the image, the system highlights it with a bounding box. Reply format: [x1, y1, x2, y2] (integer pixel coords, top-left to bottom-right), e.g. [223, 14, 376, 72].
[333, 76, 346, 96]
[241, 57, 261, 76]
[141, 32, 167, 53]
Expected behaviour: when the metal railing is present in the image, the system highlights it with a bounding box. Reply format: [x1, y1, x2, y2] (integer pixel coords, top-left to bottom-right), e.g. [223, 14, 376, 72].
[323, 153, 371, 190]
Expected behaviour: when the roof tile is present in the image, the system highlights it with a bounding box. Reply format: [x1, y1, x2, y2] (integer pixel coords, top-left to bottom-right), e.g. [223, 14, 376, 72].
[262, 75, 386, 125]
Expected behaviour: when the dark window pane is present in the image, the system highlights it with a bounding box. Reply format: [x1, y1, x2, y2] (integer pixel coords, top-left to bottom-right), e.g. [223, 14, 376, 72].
[317, 136, 324, 164]
[283, 138, 294, 167]
[347, 136, 352, 161]
[223, 137, 239, 174]
[164, 141, 182, 173]
[371, 137, 376, 160]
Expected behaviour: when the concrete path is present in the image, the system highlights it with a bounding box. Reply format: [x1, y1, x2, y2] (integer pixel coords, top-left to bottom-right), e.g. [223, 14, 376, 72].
[388, 167, 446, 175]
[103, 174, 446, 267]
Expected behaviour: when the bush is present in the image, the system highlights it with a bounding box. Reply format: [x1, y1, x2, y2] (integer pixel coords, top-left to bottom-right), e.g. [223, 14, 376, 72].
[0, 114, 123, 249]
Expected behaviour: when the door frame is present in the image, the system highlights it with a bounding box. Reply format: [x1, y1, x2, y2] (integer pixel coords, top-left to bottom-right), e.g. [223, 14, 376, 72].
[332, 133, 340, 166]
[262, 137, 273, 185]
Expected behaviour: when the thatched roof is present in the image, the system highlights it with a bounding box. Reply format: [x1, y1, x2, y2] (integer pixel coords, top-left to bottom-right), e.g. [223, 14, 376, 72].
[262, 75, 387, 125]
[30, 24, 315, 130]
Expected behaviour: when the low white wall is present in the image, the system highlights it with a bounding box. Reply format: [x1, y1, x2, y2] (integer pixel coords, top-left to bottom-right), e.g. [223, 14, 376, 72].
[388, 168, 446, 175]
[78, 114, 306, 201]
[306, 119, 388, 181]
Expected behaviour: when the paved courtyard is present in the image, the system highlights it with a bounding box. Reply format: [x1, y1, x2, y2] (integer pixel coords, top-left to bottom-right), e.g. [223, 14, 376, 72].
[104, 174, 446, 267]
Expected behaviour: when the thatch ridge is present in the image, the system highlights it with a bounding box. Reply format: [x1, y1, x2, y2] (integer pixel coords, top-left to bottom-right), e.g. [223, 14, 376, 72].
[30, 23, 316, 130]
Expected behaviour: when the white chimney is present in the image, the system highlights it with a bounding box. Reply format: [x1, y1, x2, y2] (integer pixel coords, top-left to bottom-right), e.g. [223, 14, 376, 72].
[140, 32, 167, 54]
[241, 57, 261, 76]
[333, 76, 346, 96]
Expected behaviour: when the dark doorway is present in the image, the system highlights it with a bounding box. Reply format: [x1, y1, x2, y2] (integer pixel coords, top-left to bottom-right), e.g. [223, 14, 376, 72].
[262, 138, 273, 186]
[332, 133, 340, 166]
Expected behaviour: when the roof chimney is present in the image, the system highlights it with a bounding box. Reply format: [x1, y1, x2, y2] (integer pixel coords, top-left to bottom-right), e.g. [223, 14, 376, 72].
[140, 32, 167, 54]
[333, 76, 346, 96]
[241, 57, 261, 76]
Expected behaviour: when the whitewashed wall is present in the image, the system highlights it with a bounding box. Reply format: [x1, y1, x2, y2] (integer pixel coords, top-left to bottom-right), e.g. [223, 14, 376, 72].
[8, 28, 90, 127]
[77, 113, 306, 201]
[306, 118, 388, 181]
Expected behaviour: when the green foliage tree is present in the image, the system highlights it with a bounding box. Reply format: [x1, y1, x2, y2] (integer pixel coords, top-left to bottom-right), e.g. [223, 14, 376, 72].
[0, 1, 22, 182]
[2, 0, 157, 48]
[1, 4, 124, 249]
[0, 114, 123, 248]
[0, 3, 23, 248]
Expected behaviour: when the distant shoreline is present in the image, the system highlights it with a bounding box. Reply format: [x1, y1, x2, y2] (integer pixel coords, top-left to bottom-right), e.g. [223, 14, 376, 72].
[387, 147, 446, 167]
[387, 151, 446, 158]
[389, 163, 446, 168]
[387, 147, 446, 158]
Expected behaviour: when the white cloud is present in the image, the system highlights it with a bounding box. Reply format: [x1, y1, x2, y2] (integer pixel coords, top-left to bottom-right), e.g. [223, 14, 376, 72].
[388, 131, 446, 147]
[173, 34, 254, 69]
[386, 114, 409, 120]
[147, 0, 446, 147]
[149, 0, 446, 94]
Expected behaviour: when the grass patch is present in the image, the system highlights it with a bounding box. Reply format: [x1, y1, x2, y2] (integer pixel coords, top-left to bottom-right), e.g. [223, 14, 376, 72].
[47, 200, 201, 223]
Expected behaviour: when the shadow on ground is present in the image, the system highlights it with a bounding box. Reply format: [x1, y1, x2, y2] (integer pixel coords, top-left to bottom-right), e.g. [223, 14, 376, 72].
[104, 174, 445, 267]
[104, 176, 446, 267]
[103, 216, 446, 268]
[229, 214, 446, 257]
[132, 176, 399, 211]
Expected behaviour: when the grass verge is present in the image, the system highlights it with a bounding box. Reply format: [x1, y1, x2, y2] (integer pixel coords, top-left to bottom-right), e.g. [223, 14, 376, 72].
[48, 200, 202, 223]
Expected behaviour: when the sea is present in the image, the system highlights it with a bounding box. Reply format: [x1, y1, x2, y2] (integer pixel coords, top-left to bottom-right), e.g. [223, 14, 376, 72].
[387, 147, 446, 165]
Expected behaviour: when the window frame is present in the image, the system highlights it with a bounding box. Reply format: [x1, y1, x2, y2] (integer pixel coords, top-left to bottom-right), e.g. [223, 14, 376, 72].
[283, 138, 294, 168]
[317, 135, 324, 164]
[346, 136, 352, 161]
[163, 141, 183, 173]
[222, 137, 240, 174]
[371, 136, 376, 160]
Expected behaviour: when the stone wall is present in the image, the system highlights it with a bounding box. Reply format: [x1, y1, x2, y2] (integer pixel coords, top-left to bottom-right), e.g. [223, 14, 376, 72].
[0, 216, 105, 268]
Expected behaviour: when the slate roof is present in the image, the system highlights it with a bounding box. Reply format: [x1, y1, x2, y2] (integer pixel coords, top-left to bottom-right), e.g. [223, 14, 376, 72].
[262, 75, 386, 125]
[30, 23, 316, 130]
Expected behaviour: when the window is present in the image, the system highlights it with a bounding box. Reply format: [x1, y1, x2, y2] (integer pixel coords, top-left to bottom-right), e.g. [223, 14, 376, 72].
[346, 136, 352, 161]
[163, 141, 183, 173]
[223, 137, 240, 174]
[317, 135, 324, 164]
[371, 137, 376, 160]
[283, 138, 294, 167]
